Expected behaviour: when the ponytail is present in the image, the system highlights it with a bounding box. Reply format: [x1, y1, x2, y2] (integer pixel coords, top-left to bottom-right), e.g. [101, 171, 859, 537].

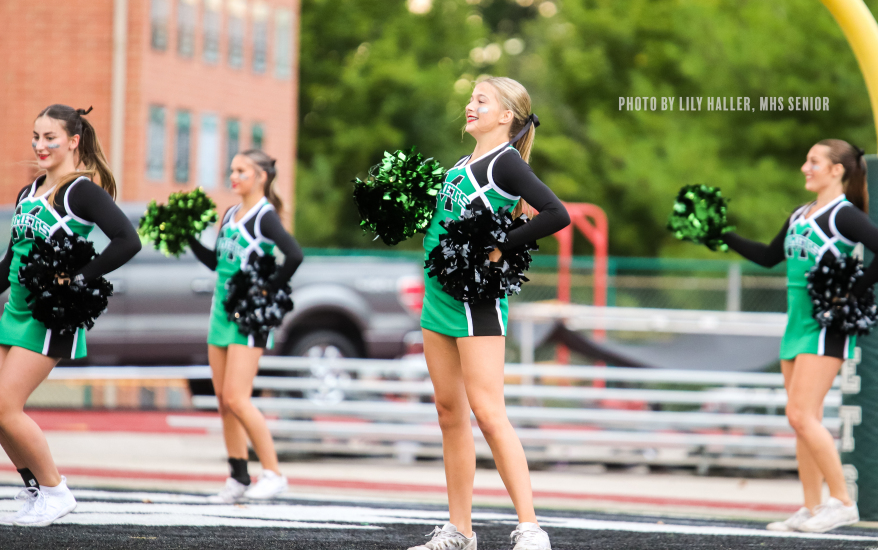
[36, 104, 117, 205]
[239, 149, 283, 214]
[483, 77, 539, 219]
[817, 139, 868, 213]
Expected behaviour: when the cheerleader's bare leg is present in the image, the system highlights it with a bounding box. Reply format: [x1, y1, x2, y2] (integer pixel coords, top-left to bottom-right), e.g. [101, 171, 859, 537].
[0, 346, 61, 486]
[423, 328, 475, 536]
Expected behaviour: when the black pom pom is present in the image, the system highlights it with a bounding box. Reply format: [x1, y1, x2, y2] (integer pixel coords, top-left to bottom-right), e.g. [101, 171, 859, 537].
[806, 253, 878, 336]
[223, 255, 294, 341]
[425, 206, 538, 303]
[17, 233, 114, 335]
[352, 147, 445, 245]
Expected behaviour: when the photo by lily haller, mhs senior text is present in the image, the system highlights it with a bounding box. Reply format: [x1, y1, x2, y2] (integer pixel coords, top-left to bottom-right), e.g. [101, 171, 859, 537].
[619, 96, 830, 112]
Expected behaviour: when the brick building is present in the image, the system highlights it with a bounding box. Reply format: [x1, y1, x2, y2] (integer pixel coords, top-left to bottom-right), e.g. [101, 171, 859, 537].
[0, 0, 300, 222]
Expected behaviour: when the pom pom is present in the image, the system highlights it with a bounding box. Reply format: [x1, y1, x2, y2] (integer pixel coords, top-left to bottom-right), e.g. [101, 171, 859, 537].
[352, 147, 445, 245]
[667, 184, 735, 251]
[17, 233, 114, 335]
[807, 253, 878, 336]
[138, 187, 218, 257]
[223, 255, 294, 341]
[425, 205, 538, 303]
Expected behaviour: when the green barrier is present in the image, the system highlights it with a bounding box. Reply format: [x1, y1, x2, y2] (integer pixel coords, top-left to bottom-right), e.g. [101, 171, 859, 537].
[841, 154, 878, 519]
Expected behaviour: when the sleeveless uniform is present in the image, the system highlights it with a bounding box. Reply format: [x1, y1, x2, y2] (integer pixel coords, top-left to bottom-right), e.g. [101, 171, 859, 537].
[208, 198, 277, 349]
[0, 178, 94, 359]
[421, 143, 521, 337]
[781, 195, 857, 360]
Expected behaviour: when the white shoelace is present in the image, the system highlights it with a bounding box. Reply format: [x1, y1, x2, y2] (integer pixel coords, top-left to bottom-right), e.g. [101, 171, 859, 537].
[422, 527, 465, 549]
[27, 489, 47, 515]
[510, 527, 545, 548]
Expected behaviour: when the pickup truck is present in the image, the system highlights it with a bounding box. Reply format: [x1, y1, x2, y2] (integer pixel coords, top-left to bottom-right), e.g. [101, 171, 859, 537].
[0, 204, 425, 366]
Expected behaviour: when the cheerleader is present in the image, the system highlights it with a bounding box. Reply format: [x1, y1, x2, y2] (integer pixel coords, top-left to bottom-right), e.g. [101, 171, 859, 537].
[723, 140, 878, 533]
[409, 78, 570, 550]
[187, 149, 303, 503]
[0, 105, 141, 526]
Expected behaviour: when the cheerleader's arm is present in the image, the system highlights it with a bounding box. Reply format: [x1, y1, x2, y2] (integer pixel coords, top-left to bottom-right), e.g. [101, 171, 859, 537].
[721, 218, 789, 268]
[259, 209, 303, 285]
[834, 206, 878, 295]
[68, 180, 142, 281]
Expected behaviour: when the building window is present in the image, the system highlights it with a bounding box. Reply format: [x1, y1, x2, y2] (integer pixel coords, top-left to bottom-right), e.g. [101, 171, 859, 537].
[225, 118, 240, 186]
[174, 110, 192, 184]
[228, 0, 246, 69]
[151, 0, 170, 51]
[252, 2, 269, 74]
[146, 106, 167, 181]
[198, 114, 220, 189]
[177, 0, 197, 57]
[274, 8, 294, 79]
[203, 0, 222, 64]
[251, 122, 264, 149]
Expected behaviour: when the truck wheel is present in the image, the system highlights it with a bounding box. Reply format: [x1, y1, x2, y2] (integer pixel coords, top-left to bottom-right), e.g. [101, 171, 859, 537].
[287, 330, 359, 359]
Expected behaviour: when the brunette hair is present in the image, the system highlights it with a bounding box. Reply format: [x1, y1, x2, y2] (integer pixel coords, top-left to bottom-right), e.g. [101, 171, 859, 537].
[238, 149, 282, 213]
[36, 105, 116, 204]
[816, 139, 868, 213]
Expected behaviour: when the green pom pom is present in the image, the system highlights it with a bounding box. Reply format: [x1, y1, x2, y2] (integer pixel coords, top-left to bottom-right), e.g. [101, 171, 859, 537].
[352, 147, 445, 246]
[138, 187, 218, 257]
[667, 184, 734, 252]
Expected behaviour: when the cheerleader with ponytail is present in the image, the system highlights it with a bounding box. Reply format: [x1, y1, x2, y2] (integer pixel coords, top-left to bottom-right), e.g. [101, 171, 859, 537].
[409, 78, 570, 550]
[0, 105, 141, 526]
[187, 150, 304, 503]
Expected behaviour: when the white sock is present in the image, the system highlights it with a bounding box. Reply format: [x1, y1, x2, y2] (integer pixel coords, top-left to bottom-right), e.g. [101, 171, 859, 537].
[40, 481, 68, 495]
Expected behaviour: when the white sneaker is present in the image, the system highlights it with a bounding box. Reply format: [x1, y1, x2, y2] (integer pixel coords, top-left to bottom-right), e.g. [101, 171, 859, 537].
[243, 471, 288, 500]
[766, 507, 813, 531]
[14, 478, 76, 527]
[511, 522, 551, 550]
[0, 488, 39, 525]
[207, 477, 249, 504]
[798, 497, 859, 533]
[407, 523, 477, 550]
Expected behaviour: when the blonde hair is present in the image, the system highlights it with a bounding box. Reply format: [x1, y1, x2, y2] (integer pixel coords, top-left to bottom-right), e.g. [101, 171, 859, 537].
[482, 77, 536, 217]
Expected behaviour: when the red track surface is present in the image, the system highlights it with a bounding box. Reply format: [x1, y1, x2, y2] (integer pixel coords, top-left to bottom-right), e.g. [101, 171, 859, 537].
[12, 409, 800, 514]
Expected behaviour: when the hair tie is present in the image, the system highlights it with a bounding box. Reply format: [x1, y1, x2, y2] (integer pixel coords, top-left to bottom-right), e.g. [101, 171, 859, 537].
[510, 113, 540, 145]
[856, 146, 865, 158]
[76, 106, 93, 117]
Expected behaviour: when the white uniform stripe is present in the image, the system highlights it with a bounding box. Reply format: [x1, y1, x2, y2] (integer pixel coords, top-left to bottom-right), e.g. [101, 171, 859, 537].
[463, 302, 474, 336]
[71, 330, 79, 359]
[42, 330, 52, 355]
[818, 327, 827, 356]
[495, 298, 505, 336]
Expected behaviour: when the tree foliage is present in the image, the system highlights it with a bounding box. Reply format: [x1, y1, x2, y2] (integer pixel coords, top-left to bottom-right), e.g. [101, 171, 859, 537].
[296, 0, 878, 258]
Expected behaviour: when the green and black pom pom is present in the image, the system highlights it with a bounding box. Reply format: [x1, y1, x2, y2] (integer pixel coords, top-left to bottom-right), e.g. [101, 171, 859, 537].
[807, 253, 878, 336]
[138, 188, 218, 257]
[352, 147, 445, 246]
[18, 233, 114, 335]
[425, 206, 538, 303]
[667, 184, 734, 251]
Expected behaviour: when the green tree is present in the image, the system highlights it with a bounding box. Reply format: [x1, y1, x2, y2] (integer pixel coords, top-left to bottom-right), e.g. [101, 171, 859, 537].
[296, 0, 878, 258]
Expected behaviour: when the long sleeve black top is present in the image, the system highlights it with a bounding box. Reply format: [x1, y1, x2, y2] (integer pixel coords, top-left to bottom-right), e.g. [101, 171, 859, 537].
[484, 151, 571, 250]
[188, 204, 304, 284]
[0, 178, 141, 293]
[723, 201, 878, 295]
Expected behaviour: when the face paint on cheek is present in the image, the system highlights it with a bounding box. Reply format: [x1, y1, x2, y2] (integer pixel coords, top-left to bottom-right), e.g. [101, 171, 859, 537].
[32, 141, 37, 149]
[46, 143, 61, 149]
[477, 107, 489, 114]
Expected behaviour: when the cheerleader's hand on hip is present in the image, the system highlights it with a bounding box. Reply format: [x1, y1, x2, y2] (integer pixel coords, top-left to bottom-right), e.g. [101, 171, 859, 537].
[489, 247, 502, 262]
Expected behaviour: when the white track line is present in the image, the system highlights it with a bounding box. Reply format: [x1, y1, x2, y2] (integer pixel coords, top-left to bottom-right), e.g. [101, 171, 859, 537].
[0, 487, 874, 541]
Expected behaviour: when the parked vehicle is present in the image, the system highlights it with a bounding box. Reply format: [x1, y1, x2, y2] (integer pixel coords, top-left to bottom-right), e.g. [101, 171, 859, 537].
[0, 204, 425, 368]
